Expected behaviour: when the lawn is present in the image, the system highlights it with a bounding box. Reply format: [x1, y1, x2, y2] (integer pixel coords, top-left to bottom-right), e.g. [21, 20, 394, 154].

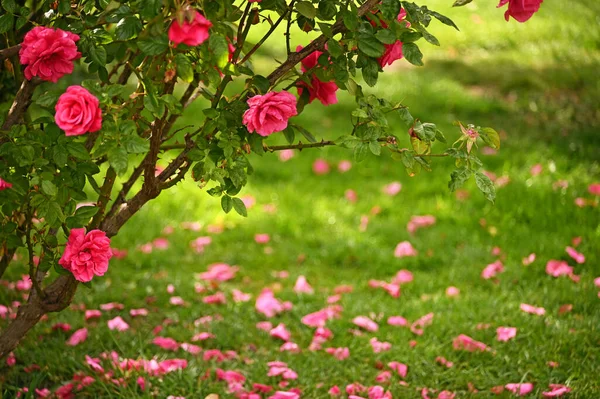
[1, 0, 600, 398]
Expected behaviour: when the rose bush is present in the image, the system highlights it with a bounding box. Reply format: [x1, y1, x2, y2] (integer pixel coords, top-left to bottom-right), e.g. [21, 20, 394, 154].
[0, 0, 543, 358]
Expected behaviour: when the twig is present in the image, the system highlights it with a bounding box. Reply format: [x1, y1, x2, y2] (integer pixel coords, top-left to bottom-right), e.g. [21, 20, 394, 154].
[89, 167, 117, 229]
[25, 217, 45, 299]
[285, 0, 297, 55]
[240, 9, 290, 64]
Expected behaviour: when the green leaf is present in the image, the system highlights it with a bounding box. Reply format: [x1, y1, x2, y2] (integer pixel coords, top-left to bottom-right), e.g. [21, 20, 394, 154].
[296, 1, 317, 19]
[292, 124, 317, 143]
[0, 13, 13, 34]
[123, 135, 149, 154]
[115, 16, 142, 40]
[221, 195, 233, 213]
[36, 91, 59, 108]
[137, 35, 169, 55]
[209, 34, 230, 69]
[448, 167, 471, 191]
[41, 180, 58, 197]
[66, 142, 91, 160]
[58, 0, 70, 14]
[248, 133, 265, 155]
[108, 147, 128, 175]
[375, 29, 397, 45]
[317, 22, 333, 38]
[327, 39, 344, 58]
[1, 0, 17, 13]
[453, 0, 473, 6]
[402, 43, 424, 66]
[342, 10, 359, 31]
[362, 59, 379, 87]
[380, 0, 401, 20]
[232, 197, 247, 217]
[89, 45, 107, 65]
[479, 127, 500, 149]
[318, 0, 337, 20]
[369, 141, 381, 156]
[283, 126, 295, 144]
[435, 129, 447, 143]
[429, 10, 459, 30]
[357, 33, 385, 58]
[73, 205, 99, 220]
[252, 75, 271, 94]
[174, 54, 194, 83]
[353, 143, 369, 162]
[397, 107, 414, 125]
[475, 171, 496, 203]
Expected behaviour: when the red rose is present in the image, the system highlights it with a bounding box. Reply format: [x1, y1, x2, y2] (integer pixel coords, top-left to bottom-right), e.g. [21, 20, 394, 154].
[497, 0, 543, 22]
[55, 86, 102, 136]
[19, 26, 81, 83]
[168, 11, 212, 46]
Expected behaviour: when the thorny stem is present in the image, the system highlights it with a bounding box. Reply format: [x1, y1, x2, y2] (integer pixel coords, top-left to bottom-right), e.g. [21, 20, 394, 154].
[285, 0, 297, 55]
[240, 9, 290, 64]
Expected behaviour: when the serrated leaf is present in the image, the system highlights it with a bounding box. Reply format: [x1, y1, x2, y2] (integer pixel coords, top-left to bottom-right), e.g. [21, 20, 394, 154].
[475, 171, 496, 203]
[137, 35, 169, 55]
[89, 45, 107, 65]
[41, 180, 58, 197]
[232, 197, 247, 217]
[369, 141, 381, 156]
[448, 167, 471, 191]
[402, 43, 423, 66]
[115, 16, 142, 40]
[66, 142, 90, 160]
[353, 143, 369, 162]
[209, 34, 230, 69]
[108, 147, 128, 175]
[123, 135, 149, 154]
[357, 33, 385, 58]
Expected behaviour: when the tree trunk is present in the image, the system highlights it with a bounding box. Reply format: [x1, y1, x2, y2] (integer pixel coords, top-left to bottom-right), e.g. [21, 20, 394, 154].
[0, 275, 77, 359]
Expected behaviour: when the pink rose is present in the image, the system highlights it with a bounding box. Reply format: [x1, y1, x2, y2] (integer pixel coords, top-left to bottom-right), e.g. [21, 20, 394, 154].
[379, 41, 403, 68]
[19, 26, 81, 83]
[0, 178, 12, 191]
[168, 11, 212, 46]
[296, 46, 338, 106]
[243, 91, 298, 136]
[55, 86, 102, 136]
[497, 0, 543, 22]
[59, 228, 112, 282]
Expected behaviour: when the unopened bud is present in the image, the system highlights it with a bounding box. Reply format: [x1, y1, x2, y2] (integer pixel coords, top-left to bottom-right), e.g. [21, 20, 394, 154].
[164, 68, 176, 83]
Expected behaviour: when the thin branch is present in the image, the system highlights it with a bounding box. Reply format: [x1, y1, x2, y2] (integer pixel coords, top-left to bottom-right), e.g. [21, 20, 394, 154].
[89, 167, 117, 229]
[285, 0, 297, 55]
[240, 9, 290, 64]
[1, 78, 41, 132]
[25, 217, 45, 299]
[104, 161, 145, 221]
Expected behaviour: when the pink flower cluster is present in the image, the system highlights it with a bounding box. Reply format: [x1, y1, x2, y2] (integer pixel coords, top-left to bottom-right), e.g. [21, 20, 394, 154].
[296, 45, 338, 106]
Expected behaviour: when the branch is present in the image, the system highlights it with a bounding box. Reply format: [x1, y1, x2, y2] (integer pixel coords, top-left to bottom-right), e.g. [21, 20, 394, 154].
[104, 161, 144, 221]
[25, 218, 44, 299]
[0, 45, 21, 62]
[240, 9, 290, 64]
[1, 78, 41, 132]
[89, 167, 117, 229]
[285, 0, 297, 55]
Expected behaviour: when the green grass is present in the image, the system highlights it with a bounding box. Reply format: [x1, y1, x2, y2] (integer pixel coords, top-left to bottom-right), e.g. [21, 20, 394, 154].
[2, 0, 600, 397]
